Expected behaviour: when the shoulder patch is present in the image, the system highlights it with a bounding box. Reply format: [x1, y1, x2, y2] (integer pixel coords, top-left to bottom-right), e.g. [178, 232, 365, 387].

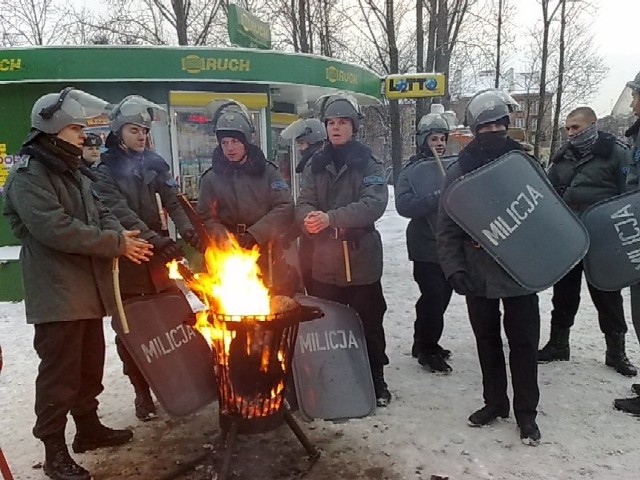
[14, 154, 30, 171]
[271, 179, 290, 191]
[634, 149, 640, 162]
[363, 175, 385, 186]
[165, 178, 179, 188]
[623, 166, 631, 175]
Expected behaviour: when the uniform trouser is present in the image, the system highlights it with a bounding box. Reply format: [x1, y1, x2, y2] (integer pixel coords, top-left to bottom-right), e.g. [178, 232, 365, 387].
[33, 319, 105, 439]
[298, 236, 315, 296]
[413, 261, 453, 354]
[550, 262, 627, 335]
[312, 280, 389, 371]
[466, 294, 540, 424]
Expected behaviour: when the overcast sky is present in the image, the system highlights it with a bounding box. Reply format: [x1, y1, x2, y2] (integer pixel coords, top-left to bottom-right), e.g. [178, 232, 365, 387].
[515, 0, 640, 117]
[75, 0, 638, 117]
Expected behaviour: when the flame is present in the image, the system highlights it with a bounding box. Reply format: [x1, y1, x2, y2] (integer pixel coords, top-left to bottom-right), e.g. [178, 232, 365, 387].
[168, 235, 290, 418]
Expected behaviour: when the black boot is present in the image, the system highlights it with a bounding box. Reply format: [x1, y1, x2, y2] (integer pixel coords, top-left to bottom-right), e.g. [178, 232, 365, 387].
[418, 352, 452, 374]
[605, 333, 638, 377]
[372, 368, 391, 407]
[42, 432, 91, 480]
[632, 383, 640, 396]
[614, 396, 640, 415]
[538, 326, 570, 363]
[72, 411, 133, 454]
[131, 376, 157, 421]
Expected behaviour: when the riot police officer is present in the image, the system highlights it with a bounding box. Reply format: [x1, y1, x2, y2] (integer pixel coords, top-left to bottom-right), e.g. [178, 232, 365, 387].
[395, 109, 454, 373]
[3, 88, 152, 480]
[93, 95, 200, 421]
[615, 71, 640, 415]
[197, 99, 297, 295]
[280, 118, 327, 293]
[437, 89, 542, 445]
[295, 92, 391, 406]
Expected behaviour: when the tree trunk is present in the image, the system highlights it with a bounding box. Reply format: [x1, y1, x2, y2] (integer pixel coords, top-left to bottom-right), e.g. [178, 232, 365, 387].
[494, 0, 503, 88]
[550, 0, 566, 156]
[386, 0, 402, 184]
[298, 0, 309, 53]
[416, 0, 425, 130]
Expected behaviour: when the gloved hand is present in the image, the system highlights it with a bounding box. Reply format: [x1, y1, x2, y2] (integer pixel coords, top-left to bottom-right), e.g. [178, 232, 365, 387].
[182, 229, 206, 253]
[449, 271, 475, 296]
[150, 236, 185, 262]
[237, 232, 257, 250]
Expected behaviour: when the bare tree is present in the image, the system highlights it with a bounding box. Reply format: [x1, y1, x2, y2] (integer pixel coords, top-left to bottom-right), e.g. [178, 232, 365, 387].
[0, 0, 70, 45]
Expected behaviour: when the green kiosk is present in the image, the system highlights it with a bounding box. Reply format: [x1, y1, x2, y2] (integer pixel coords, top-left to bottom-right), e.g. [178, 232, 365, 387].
[0, 46, 383, 301]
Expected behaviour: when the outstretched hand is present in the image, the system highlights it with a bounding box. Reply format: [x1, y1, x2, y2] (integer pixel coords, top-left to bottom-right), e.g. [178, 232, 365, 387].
[122, 230, 153, 264]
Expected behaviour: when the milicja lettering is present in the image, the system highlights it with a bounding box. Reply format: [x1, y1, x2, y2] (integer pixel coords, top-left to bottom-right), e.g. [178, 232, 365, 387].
[610, 203, 640, 270]
[140, 324, 198, 363]
[298, 329, 359, 353]
[482, 185, 544, 246]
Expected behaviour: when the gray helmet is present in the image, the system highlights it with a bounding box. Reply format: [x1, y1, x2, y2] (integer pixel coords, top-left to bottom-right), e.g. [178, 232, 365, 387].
[109, 95, 164, 133]
[627, 71, 640, 92]
[416, 113, 450, 151]
[464, 89, 519, 133]
[281, 118, 327, 145]
[315, 92, 363, 132]
[204, 99, 254, 142]
[31, 87, 109, 134]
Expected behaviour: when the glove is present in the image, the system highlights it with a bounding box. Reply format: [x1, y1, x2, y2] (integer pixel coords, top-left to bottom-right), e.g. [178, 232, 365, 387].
[237, 232, 257, 250]
[150, 236, 185, 262]
[449, 271, 475, 296]
[182, 229, 206, 253]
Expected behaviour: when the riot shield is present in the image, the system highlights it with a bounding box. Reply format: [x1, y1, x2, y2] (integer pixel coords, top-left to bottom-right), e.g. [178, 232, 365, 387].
[408, 156, 456, 198]
[409, 156, 456, 229]
[291, 296, 376, 421]
[582, 190, 640, 291]
[442, 150, 589, 291]
[112, 291, 217, 417]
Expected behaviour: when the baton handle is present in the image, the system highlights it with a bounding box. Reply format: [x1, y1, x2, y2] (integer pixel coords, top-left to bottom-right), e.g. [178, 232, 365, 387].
[176, 193, 213, 247]
[342, 240, 352, 283]
[112, 257, 129, 334]
[430, 146, 446, 177]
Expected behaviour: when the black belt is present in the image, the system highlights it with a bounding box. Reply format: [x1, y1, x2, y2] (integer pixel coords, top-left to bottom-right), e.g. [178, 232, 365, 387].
[326, 225, 375, 240]
[224, 223, 249, 234]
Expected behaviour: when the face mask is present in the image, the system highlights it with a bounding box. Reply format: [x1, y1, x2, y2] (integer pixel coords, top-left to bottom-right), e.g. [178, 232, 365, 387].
[476, 130, 508, 156]
[568, 124, 598, 155]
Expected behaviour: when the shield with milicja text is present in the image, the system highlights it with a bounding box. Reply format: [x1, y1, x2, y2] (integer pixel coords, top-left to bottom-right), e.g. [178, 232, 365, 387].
[112, 291, 217, 417]
[291, 295, 376, 421]
[583, 190, 640, 291]
[442, 150, 589, 291]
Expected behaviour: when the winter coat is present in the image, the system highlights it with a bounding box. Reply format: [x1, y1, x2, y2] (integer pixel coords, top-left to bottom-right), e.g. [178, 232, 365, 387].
[197, 144, 294, 245]
[295, 141, 388, 286]
[93, 147, 194, 295]
[625, 119, 640, 190]
[437, 137, 536, 298]
[547, 131, 631, 214]
[395, 153, 445, 263]
[2, 141, 126, 324]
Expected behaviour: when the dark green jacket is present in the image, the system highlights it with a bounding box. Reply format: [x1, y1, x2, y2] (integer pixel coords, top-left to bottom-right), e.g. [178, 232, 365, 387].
[395, 154, 442, 263]
[547, 131, 631, 214]
[295, 141, 388, 286]
[93, 147, 194, 295]
[197, 144, 294, 245]
[625, 119, 640, 190]
[2, 142, 126, 324]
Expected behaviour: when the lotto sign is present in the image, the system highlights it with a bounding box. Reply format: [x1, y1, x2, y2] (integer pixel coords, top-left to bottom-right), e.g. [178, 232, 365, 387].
[384, 73, 446, 99]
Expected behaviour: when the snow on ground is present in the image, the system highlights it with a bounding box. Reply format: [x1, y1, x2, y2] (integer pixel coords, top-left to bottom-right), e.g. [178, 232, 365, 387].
[2, 190, 640, 479]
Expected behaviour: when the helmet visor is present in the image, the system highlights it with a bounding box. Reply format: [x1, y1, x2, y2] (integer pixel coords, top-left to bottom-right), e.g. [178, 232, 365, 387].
[314, 92, 360, 118]
[280, 119, 306, 141]
[67, 89, 110, 118]
[204, 99, 253, 128]
[111, 95, 165, 124]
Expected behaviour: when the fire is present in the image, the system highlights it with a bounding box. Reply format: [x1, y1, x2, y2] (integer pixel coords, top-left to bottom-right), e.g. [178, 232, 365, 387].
[167, 235, 287, 418]
[168, 235, 270, 316]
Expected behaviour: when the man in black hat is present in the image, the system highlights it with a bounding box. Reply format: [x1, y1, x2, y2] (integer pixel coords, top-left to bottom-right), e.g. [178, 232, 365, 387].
[82, 133, 102, 168]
